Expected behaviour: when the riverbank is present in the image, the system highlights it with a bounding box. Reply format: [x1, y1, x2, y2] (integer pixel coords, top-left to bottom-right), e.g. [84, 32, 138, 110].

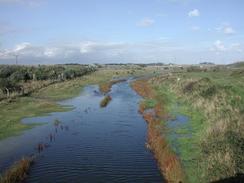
[99, 79, 126, 94]
[132, 69, 244, 182]
[132, 79, 186, 183]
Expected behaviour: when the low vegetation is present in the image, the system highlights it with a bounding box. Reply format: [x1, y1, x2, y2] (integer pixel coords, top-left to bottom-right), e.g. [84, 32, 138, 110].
[0, 64, 96, 100]
[0, 97, 68, 140]
[0, 157, 34, 183]
[132, 80, 185, 183]
[100, 95, 112, 107]
[99, 79, 126, 94]
[133, 67, 244, 182]
[2, 63, 242, 182]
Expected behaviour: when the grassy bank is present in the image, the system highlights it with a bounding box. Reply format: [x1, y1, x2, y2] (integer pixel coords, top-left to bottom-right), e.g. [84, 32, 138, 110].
[132, 79, 186, 182]
[134, 69, 244, 182]
[99, 79, 126, 94]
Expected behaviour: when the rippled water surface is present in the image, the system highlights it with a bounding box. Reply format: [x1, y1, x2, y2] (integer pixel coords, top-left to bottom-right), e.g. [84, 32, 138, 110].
[0, 81, 163, 183]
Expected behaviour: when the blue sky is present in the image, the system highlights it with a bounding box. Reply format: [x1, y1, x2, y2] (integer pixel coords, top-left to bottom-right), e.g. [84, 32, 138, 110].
[0, 0, 244, 64]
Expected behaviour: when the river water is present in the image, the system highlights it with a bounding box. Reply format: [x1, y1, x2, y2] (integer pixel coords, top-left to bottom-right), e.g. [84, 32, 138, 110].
[0, 80, 163, 182]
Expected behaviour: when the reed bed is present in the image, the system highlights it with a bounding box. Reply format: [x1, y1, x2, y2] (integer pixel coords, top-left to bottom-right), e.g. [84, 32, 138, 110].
[0, 157, 34, 183]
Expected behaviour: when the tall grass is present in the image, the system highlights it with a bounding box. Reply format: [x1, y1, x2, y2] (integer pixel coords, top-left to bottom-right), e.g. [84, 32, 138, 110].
[148, 70, 244, 182]
[0, 157, 34, 183]
[132, 80, 186, 182]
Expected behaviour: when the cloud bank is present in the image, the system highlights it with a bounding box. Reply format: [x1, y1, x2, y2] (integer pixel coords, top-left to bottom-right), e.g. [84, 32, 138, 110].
[0, 40, 243, 65]
[188, 9, 200, 17]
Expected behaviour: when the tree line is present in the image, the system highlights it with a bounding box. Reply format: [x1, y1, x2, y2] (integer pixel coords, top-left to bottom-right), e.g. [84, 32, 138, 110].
[0, 64, 96, 98]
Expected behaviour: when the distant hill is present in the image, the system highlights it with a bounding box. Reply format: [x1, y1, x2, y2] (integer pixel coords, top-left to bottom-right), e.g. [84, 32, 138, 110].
[199, 62, 215, 65]
[228, 61, 244, 68]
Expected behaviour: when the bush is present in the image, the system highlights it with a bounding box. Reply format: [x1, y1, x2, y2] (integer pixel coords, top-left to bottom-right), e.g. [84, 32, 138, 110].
[0, 64, 96, 98]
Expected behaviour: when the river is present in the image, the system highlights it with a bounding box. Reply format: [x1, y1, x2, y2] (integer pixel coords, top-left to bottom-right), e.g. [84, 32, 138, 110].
[0, 80, 163, 182]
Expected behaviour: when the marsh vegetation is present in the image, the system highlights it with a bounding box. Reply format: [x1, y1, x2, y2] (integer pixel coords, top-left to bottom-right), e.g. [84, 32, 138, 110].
[0, 157, 34, 183]
[0, 63, 243, 183]
[133, 64, 244, 182]
[100, 95, 112, 107]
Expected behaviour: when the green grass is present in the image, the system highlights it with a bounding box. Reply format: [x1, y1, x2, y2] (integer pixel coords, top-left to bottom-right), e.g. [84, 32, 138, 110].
[176, 103, 206, 182]
[228, 61, 244, 68]
[148, 69, 244, 182]
[142, 99, 157, 109]
[0, 97, 69, 140]
[33, 68, 150, 101]
[0, 69, 120, 140]
[152, 84, 206, 182]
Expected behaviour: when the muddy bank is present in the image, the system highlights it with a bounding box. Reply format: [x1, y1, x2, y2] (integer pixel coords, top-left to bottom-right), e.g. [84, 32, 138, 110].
[132, 79, 185, 183]
[99, 79, 127, 94]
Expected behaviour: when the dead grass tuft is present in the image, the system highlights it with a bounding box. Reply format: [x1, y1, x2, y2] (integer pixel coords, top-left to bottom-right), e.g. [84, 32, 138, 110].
[0, 157, 34, 183]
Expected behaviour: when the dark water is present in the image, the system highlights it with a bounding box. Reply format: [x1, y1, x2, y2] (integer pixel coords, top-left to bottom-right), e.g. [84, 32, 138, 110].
[0, 81, 163, 183]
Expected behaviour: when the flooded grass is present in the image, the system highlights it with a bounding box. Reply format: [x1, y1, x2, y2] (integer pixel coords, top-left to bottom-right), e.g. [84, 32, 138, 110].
[53, 119, 61, 126]
[0, 157, 34, 183]
[132, 79, 186, 183]
[0, 97, 67, 140]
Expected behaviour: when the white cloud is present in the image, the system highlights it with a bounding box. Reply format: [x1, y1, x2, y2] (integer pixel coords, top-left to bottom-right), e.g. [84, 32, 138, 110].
[211, 40, 226, 52]
[0, 40, 186, 64]
[216, 23, 236, 35]
[211, 41, 243, 53]
[137, 18, 155, 27]
[1, 40, 242, 64]
[188, 9, 200, 17]
[79, 41, 97, 54]
[14, 42, 31, 52]
[223, 26, 235, 35]
[44, 47, 59, 57]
